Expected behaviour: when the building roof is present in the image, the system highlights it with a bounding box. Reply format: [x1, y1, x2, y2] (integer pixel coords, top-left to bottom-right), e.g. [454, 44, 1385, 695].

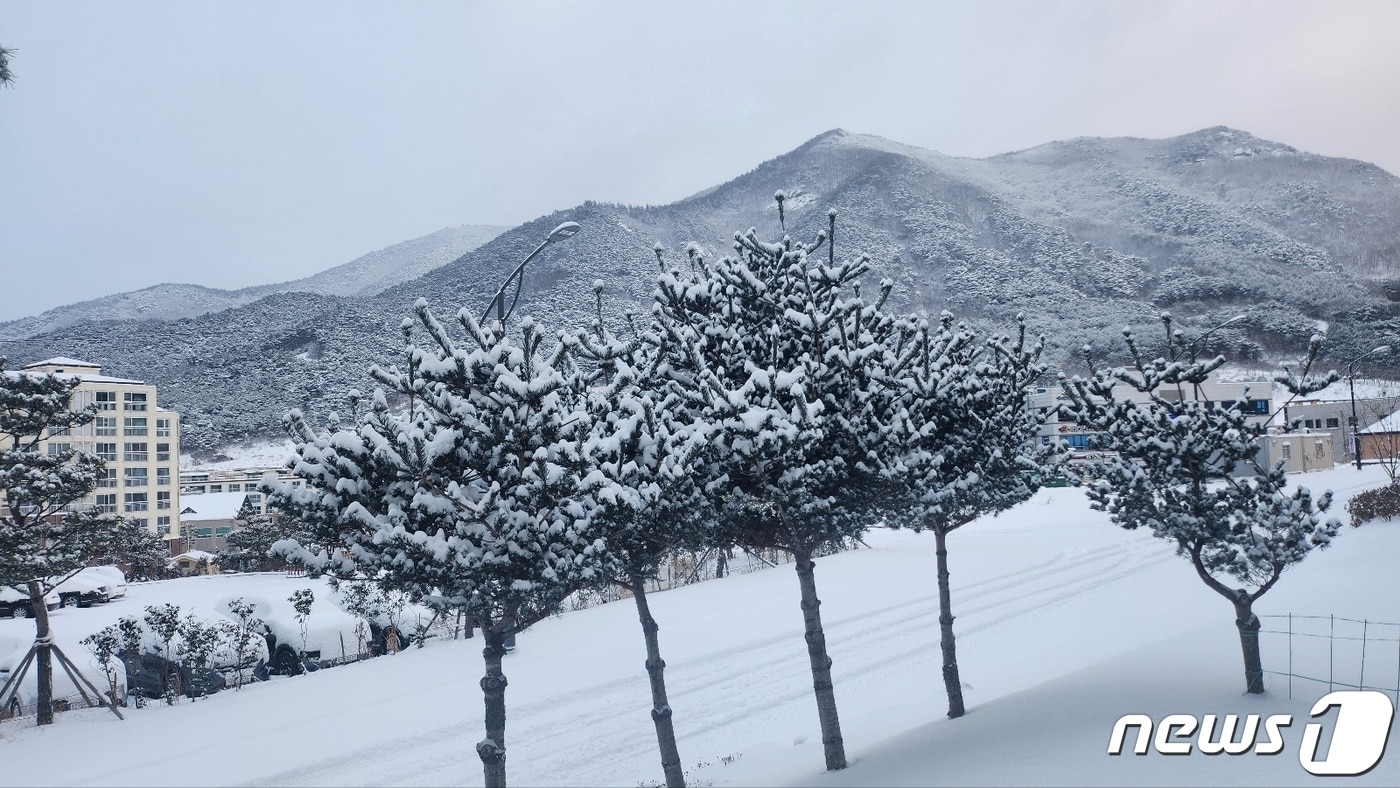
[22, 357, 102, 370]
[170, 550, 218, 563]
[178, 492, 252, 522]
[1360, 409, 1400, 435]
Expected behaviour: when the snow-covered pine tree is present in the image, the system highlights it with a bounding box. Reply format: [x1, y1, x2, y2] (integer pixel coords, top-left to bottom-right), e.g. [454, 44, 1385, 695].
[1061, 314, 1341, 694]
[568, 281, 715, 788]
[647, 202, 897, 771]
[0, 359, 125, 724]
[876, 312, 1055, 719]
[267, 300, 616, 788]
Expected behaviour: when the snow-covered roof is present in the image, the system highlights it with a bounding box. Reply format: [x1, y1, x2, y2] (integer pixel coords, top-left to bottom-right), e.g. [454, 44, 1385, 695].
[170, 550, 217, 562]
[22, 357, 103, 370]
[1359, 408, 1400, 435]
[178, 492, 252, 522]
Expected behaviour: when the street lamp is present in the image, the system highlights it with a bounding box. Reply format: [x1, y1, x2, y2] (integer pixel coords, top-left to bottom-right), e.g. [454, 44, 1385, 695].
[1182, 314, 1248, 362]
[1175, 314, 1248, 401]
[481, 221, 581, 326]
[1346, 345, 1391, 470]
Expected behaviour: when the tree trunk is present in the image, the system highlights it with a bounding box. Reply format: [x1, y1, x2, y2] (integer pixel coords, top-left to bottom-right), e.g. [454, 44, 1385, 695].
[1234, 598, 1265, 694]
[632, 575, 686, 788]
[793, 546, 847, 771]
[934, 526, 965, 719]
[27, 580, 54, 726]
[477, 629, 510, 788]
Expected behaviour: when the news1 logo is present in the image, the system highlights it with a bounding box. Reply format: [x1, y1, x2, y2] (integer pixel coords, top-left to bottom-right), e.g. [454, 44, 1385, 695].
[1107, 690, 1395, 776]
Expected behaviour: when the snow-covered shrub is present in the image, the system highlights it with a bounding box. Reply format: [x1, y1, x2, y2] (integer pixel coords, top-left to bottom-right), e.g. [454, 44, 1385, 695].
[1345, 482, 1400, 526]
[80, 626, 124, 707]
[143, 603, 183, 704]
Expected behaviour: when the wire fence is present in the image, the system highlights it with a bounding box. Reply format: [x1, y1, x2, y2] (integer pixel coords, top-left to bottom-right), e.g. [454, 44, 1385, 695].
[1258, 614, 1400, 703]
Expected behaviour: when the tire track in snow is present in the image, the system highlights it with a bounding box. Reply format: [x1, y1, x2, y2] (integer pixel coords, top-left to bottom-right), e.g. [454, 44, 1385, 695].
[248, 534, 1173, 786]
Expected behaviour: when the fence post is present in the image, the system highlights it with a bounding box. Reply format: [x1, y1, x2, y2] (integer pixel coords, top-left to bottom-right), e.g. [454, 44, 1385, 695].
[1287, 613, 1294, 700]
[1329, 614, 1335, 693]
[1360, 619, 1369, 691]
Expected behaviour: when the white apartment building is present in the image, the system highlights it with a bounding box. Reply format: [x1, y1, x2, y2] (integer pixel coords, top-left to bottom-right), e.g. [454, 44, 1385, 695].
[10, 357, 182, 539]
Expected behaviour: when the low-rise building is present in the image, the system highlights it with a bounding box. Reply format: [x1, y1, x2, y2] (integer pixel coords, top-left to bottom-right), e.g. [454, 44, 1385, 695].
[177, 491, 253, 553]
[179, 467, 301, 515]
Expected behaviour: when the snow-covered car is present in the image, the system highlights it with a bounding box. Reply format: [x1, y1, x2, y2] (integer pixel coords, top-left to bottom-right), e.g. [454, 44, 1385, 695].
[78, 566, 127, 599]
[45, 572, 112, 608]
[0, 633, 126, 717]
[0, 585, 61, 619]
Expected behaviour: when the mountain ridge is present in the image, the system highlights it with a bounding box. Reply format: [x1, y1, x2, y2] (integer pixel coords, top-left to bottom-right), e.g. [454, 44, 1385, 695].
[0, 224, 508, 340]
[4, 127, 1399, 456]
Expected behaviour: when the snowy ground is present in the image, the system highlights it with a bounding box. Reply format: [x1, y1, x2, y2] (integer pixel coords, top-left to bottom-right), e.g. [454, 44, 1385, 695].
[0, 464, 1396, 787]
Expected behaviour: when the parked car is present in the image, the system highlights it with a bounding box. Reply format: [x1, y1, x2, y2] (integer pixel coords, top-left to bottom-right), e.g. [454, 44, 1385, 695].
[0, 585, 61, 619]
[122, 652, 226, 700]
[79, 566, 127, 599]
[45, 572, 112, 608]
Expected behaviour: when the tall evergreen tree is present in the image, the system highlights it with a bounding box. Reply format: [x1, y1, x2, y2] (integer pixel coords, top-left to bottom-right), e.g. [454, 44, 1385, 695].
[876, 312, 1056, 718]
[0, 359, 124, 724]
[1061, 315, 1341, 694]
[648, 201, 898, 771]
[269, 302, 617, 788]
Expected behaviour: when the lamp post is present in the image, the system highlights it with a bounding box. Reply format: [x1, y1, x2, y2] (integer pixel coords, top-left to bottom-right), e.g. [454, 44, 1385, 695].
[1176, 314, 1248, 401]
[1346, 345, 1391, 470]
[481, 221, 581, 326]
[1182, 314, 1248, 362]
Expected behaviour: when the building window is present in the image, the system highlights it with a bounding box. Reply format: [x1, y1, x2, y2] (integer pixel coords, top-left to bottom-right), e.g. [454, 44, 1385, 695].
[183, 485, 206, 495]
[1303, 419, 1319, 429]
[215, 526, 233, 536]
[123, 492, 148, 512]
[95, 417, 117, 436]
[156, 519, 171, 535]
[96, 493, 117, 514]
[246, 493, 262, 505]
[95, 391, 117, 411]
[209, 484, 223, 493]
[156, 418, 171, 437]
[124, 417, 147, 436]
[1326, 418, 1340, 429]
[95, 443, 117, 461]
[1063, 434, 1096, 449]
[48, 424, 70, 438]
[157, 467, 171, 486]
[193, 527, 213, 538]
[123, 442, 148, 462]
[46, 442, 71, 457]
[131, 517, 148, 530]
[227, 483, 241, 492]
[1245, 399, 1270, 415]
[123, 392, 148, 411]
[1315, 441, 1326, 459]
[124, 467, 148, 487]
[157, 490, 171, 509]
[97, 468, 117, 488]
[156, 443, 170, 462]
[1282, 443, 1292, 460]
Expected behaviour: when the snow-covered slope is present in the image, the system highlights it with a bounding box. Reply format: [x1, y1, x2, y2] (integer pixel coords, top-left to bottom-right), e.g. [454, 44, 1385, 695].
[1, 464, 1394, 786]
[0, 224, 507, 340]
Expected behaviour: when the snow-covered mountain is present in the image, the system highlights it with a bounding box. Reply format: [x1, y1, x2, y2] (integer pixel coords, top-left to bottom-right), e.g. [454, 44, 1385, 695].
[0, 224, 507, 340]
[4, 127, 1400, 454]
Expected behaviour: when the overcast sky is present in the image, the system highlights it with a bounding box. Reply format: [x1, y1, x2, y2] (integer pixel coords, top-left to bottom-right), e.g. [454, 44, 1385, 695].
[1, 1, 1398, 321]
